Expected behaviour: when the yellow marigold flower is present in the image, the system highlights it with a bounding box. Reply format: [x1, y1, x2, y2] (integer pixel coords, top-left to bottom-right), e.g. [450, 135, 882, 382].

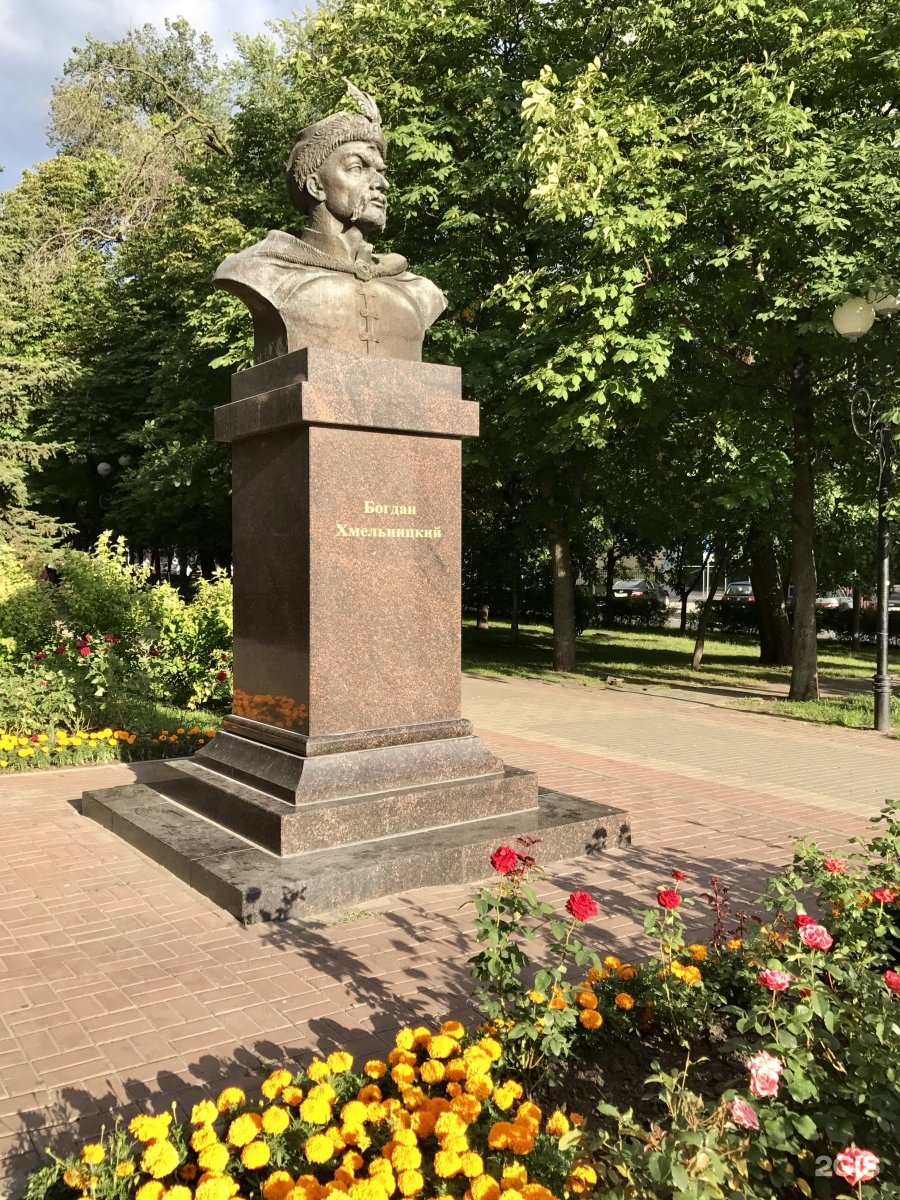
[548, 988, 568, 1011]
[191, 1125, 219, 1152]
[471, 1176, 501, 1200]
[300, 1097, 332, 1125]
[216, 1086, 245, 1112]
[141, 1140, 180, 1179]
[391, 1063, 417, 1086]
[192, 1099, 219, 1125]
[545, 1111, 570, 1137]
[242, 1140, 272, 1169]
[614, 993, 635, 1011]
[687, 943, 708, 962]
[603, 955, 622, 970]
[364, 1060, 387, 1079]
[366, 1101, 387, 1123]
[434, 1149, 463, 1177]
[63, 1168, 90, 1189]
[419, 1059, 444, 1084]
[491, 1084, 518, 1112]
[522, 1187, 554, 1200]
[81, 1143, 105, 1165]
[579, 1009, 603, 1030]
[575, 990, 598, 1010]
[136, 1184, 166, 1200]
[195, 1178, 240, 1200]
[328, 1051, 354, 1073]
[228, 1111, 263, 1147]
[465, 1075, 493, 1100]
[305, 1133, 335, 1163]
[395, 1027, 416, 1051]
[336, 1100, 365, 1127]
[440, 1020, 466, 1039]
[527, 990, 546, 1004]
[198, 1143, 230, 1173]
[502, 1163, 528, 1188]
[327, 1124, 346, 1150]
[726, 938, 743, 950]
[427, 1034, 457, 1060]
[477, 1037, 502, 1062]
[499, 1189, 524, 1200]
[263, 1171, 295, 1200]
[411, 1025, 433, 1046]
[262, 1069, 294, 1100]
[681, 965, 702, 985]
[283, 1085, 304, 1106]
[262, 1105, 291, 1135]
[307, 1058, 332, 1082]
[391, 1146, 423, 1172]
[397, 1170, 424, 1196]
[165, 1187, 193, 1200]
[443, 1057, 467, 1082]
[343, 1150, 364, 1173]
[568, 1164, 597, 1194]
[116, 1161, 136, 1177]
[290, 1177, 325, 1200]
[129, 1112, 173, 1143]
[456, 1151, 482, 1178]
[435, 1111, 467, 1140]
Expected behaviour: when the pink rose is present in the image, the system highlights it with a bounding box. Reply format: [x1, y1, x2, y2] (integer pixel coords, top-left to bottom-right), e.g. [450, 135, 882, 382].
[799, 923, 833, 951]
[78, 646, 91, 657]
[565, 891, 598, 922]
[657, 889, 681, 910]
[872, 887, 896, 904]
[727, 1097, 759, 1130]
[794, 913, 816, 929]
[883, 969, 900, 995]
[823, 857, 847, 873]
[834, 1146, 880, 1188]
[747, 1050, 783, 1099]
[490, 846, 519, 874]
[758, 969, 792, 992]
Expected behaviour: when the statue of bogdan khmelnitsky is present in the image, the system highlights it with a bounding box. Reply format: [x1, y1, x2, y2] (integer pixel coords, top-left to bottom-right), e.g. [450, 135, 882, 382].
[215, 82, 446, 364]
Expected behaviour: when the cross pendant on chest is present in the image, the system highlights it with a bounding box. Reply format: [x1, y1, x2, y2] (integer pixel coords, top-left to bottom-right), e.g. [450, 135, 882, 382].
[357, 283, 380, 353]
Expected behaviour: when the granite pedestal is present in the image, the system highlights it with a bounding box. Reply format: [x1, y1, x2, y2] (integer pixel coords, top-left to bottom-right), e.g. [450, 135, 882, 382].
[83, 349, 630, 921]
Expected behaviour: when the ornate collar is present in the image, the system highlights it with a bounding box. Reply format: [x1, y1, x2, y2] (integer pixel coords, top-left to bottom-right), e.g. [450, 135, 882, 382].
[257, 229, 408, 281]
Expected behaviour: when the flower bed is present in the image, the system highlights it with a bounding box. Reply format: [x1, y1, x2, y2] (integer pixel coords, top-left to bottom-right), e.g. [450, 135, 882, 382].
[24, 806, 900, 1200]
[0, 724, 220, 771]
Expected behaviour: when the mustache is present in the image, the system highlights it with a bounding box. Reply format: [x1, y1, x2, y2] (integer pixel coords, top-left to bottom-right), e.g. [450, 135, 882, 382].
[351, 193, 387, 222]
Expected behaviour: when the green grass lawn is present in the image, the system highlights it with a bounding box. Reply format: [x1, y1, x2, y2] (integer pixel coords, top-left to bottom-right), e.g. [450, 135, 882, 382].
[461, 622, 895, 729]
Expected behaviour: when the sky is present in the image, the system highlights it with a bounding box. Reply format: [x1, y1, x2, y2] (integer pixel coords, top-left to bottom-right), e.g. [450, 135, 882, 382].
[0, 0, 287, 188]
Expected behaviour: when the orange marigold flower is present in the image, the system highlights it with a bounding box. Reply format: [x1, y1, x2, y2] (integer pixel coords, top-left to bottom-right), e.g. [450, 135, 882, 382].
[545, 1111, 570, 1137]
[166, 1187, 193, 1200]
[568, 1164, 597, 1194]
[116, 1161, 136, 1178]
[262, 1171, 295, 1200]
[579, 1009, 603, 1030]
[391, 1063, 417, 1086]
[617, 965, 638, 981]
[575, 990, 598, 1010]
[548, 988, 568, 1011]
[195, 1178, 240, 1200]
[395, 1028, 416, 1051]
[726, 938, 743, 950]
[471, 1176, 501, 1200]
[130, 1113, 173, 1143]
[364, 1060, 387, 1079]
[614, 993, 635, 1011]
[687, 943, 708, 962]
[420, 1059, 445, 1084]
[391, 1146, 422, 1172]
[283, 1085, 304, 1106]
[603, 955, 621, 970]
[465, 1075, 493, 1100]
[681, 965, 702, 985]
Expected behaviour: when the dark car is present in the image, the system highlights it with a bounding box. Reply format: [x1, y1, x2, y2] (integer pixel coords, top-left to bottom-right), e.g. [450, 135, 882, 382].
[612, 579, 671, 603]
[722, 581, 755, 603]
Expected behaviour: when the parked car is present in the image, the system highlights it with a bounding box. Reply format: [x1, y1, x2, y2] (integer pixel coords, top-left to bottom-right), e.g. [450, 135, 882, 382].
[815, 589, 852, 610]
[722, 581, 755, 604]
[888, 587, 900, 611]
[612, 579, 671, 603]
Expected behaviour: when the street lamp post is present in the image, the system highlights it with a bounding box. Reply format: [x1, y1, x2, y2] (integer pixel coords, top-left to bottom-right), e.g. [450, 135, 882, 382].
[832, 292, 900, 732]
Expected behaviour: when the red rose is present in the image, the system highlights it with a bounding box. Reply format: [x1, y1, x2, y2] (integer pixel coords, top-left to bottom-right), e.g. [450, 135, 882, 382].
[29, 734, 40, 743]
[103, 633, 120, 644]
[490, 846, 519, 874]
[834, 1147, 879, 1188]
[758, 969, 792, 992]
[872, 887, 896, 904]
[34, 652, 46, 662]
[149, 647, 160, 657]
[823, 857, 847, 873]
[565, 891, 598, 922]
[215, 670, 228, 682]
[79, 646, 91, 657]
[794, 913, 816, 928]
[883, 969, 900, 994]
[657, 889, 681, 910]
[671, 869, 686, 882]
[55, 645, 66, 654]
[799, 923, 833, 951]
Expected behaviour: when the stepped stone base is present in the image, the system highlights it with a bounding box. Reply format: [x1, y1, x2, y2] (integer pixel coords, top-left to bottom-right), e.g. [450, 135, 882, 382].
[82, 761, 631, 922]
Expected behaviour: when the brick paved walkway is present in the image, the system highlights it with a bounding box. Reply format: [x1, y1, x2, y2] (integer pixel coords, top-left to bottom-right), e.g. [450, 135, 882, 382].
[1, 674, 897, 1192]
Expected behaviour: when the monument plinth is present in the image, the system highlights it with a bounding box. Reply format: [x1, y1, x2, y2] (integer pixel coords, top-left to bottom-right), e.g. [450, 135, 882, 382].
[82, 81, 629, 921]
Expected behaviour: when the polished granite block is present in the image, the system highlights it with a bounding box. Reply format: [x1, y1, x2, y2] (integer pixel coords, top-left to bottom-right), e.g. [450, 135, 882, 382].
[82, 782, 632, 923]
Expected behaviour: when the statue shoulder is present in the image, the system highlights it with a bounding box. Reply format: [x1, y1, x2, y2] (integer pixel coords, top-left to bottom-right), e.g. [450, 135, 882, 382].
[397, 269, 447, 329]
[214, 232, 318, 301]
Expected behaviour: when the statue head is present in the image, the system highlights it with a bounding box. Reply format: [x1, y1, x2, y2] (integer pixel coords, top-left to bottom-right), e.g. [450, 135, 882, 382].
[286, 81, 389, 234]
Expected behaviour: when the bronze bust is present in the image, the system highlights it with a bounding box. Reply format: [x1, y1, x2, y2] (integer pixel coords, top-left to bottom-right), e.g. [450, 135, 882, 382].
[214, 82, 446, 364]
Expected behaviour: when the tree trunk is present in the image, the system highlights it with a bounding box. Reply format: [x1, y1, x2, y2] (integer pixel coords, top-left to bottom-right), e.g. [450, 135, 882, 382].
[691, 554, 726, 669]
[477, 604, 490, 630]
[749, 530, 792, 665]
[851, 586, 862, 652]
[551, 521, 577, 672]
[603, 546, 618, 628]
[788, 360, 819, 701]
